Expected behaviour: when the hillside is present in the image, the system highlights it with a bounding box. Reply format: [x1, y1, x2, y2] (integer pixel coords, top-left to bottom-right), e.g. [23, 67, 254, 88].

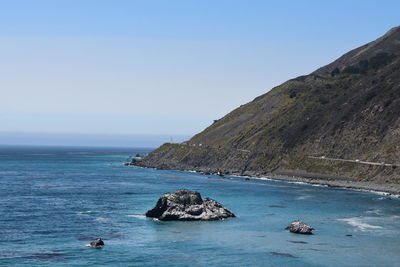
[136, 26, 400, 185]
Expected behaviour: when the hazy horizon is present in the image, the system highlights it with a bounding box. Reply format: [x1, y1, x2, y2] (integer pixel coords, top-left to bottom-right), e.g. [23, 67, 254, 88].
[1, 0, 399, 146]
[0, 131, 190, 148]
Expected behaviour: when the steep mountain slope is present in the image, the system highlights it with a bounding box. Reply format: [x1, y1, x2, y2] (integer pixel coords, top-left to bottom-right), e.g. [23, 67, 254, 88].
[137, 27, 400, 184]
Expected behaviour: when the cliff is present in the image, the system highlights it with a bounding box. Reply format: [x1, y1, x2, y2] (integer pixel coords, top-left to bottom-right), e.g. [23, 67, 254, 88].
[137, 27, 400, 185]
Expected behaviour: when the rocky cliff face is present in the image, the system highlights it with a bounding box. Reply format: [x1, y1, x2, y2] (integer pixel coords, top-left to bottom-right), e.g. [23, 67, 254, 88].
[137, 27, 400, 184]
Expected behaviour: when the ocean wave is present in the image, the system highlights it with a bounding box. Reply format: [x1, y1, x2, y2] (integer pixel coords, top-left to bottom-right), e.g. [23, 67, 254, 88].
[127, 214, 146, 219]
[296, 195, 312, 200]
[257, 177, 274, 181]
[25, 153, 55, 156]
[337, 217, 382, 230]
[352, 189, 399, 198]
[366, 209, 381, 215]
[95, 217, 108, 222]
[76, 210, 94, 216]
[310, 183, 329, 187]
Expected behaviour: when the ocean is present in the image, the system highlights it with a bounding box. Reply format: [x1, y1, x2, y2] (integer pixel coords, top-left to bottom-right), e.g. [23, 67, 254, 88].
[0, 146, 399, 266]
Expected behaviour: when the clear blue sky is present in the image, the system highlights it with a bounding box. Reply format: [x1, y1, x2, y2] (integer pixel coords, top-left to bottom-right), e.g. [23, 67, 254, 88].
[1, 0, 399, 146]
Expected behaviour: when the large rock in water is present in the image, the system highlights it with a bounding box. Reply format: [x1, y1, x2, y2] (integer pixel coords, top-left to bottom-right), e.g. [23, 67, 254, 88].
[145, 189, 235, 221]
[286, 221, 314, 234]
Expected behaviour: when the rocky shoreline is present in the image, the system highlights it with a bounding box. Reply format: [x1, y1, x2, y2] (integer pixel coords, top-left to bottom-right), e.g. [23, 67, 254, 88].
[132, 163, 400, 196]
[249, 173, 400, 197]
[227, 171, 400, 196]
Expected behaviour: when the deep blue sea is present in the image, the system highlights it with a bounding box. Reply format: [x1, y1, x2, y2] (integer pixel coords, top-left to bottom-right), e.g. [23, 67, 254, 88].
[1, 146, 400, 266]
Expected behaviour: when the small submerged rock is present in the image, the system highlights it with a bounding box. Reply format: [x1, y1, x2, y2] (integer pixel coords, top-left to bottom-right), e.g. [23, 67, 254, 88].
[289, 240, 308, 244]
[286, 221, 314, 235]
[270, 251, 298, 258]
[269, 205, 287, 208]
[146, 189, 235, 221]
[27, 252, 65, 261]
[89, 238, 104, 248]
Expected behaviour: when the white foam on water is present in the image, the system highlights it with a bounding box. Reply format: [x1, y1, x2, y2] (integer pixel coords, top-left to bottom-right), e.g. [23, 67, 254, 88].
[257, 177, 273, 181]
[222, 172, 400, 197]
[257, 176, 323, 187]
[310, 183, 329, 187]
[366, 209, 381, 215]
[338, 217, 383, 230]
[352, 188, 400, 198]
[76, 210, 93, 216]
[296, 195, 312, 200]
[95, 217, 108, 222]
[290, 181, 309, 185]
[127, 214, 146, 219]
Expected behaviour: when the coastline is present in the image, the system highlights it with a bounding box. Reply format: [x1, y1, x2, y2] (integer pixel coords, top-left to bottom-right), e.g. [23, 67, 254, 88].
[228, 170, 400, 197]
[132, 164, 400, 197]
[245, 173, 400, 197]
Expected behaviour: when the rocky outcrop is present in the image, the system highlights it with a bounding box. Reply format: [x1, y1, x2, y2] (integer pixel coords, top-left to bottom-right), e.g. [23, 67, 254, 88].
[146, 189, 235, 221]
[124, 156, 142, 166]
[89, 238, 104, 248]
[286, 221, 314, 234]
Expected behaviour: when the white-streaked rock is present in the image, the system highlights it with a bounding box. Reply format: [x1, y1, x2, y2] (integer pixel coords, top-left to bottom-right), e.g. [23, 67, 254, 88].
[146, 189, 235, 221]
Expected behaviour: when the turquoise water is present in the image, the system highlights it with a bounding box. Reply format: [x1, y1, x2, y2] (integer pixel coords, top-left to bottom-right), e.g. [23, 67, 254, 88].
[1, 146, 400, 266]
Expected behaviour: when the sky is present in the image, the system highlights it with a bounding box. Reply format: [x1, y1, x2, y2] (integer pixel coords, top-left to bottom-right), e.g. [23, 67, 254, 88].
[1, 0, 399, 146]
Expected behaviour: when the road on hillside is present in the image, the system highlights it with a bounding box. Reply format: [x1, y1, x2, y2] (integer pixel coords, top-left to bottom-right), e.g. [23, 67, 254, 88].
[307, 156, 399, 168]
[175, 143, 398, 168]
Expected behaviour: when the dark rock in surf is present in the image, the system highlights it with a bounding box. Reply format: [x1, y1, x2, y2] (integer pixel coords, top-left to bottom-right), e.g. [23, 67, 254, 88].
[216, 171, 224, 177]
[286, 221, 314, 234]
[146, 189, 235, 221]
[89, 238, 104, 248]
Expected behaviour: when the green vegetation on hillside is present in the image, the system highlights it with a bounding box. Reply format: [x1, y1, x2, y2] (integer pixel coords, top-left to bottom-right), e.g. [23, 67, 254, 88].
[138, 27, 400, 184]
